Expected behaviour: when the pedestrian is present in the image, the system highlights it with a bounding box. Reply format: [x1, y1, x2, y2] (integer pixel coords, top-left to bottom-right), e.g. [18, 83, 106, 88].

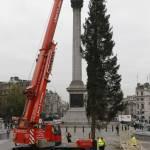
[97, 137, 106, 150]
[133, 123, 136, 130]
[128, 124, 130, 130]
[89, 132, 91, 138]
[124, 125, 127, 131]
[66, 132, 72, 143]
[116, 125, 119, 135]
[129, 135, 137, 149]
[6, 128, 10, 138]
[122, 125, 124, 131]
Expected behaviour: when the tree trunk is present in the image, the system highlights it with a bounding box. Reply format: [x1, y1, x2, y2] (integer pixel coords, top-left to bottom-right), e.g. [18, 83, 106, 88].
[91, 114, 97, 150]
[91, 113, 96, 140]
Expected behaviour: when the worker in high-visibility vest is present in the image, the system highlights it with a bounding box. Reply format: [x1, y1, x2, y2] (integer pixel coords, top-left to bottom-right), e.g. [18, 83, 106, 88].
[97, 137, 106, 150]
[129, 135, 137, 147]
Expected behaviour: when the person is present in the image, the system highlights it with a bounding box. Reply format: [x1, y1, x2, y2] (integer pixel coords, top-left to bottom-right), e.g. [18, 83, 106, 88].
[133, 123, 137, 130]
[89, 132, 91, 138]
[116, 125, 119, 135]
[97, 137, 106, 150]
[124, 125, 127, 131]
[6, 128, 10, 138]
[129, 135, 137, 147]
[66, 132, 72, 143]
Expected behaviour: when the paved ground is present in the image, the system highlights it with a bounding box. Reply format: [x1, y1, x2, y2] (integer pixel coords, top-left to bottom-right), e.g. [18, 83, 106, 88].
[0, 126, 121, 150]
[119, 127, 150, 150]
[1, 126, 150, 150]
[58, 126, 121, 150]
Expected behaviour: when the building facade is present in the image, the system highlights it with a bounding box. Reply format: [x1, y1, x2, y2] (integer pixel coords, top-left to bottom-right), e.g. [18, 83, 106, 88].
[43, 90, 69, 117]
[136, 83, 150, 123]
[0, 76, 30, 102]
[0, 76, 30, 97]
[0, 77, 30, 119]
[0, 77, 68, 119]
[123, 96, 136, 119]
[124, 83, 150, 124]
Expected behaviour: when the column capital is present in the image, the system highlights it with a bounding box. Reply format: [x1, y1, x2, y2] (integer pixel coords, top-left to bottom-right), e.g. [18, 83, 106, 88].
[71, 0, 83, 8]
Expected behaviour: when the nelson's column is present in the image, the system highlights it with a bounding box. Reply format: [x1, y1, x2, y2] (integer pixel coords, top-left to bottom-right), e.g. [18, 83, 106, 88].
[63, 0, 88, 126]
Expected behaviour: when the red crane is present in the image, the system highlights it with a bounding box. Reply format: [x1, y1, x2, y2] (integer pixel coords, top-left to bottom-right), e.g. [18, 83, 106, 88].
[13, 0, 63, 149]
[12, 0, 94, 150]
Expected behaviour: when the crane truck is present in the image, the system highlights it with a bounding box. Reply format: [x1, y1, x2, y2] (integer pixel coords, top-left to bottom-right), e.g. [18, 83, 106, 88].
[12, 0, 93, 150]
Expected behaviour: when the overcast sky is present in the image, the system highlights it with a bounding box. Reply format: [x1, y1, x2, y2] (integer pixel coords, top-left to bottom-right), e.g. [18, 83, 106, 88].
[0, 0, 150, 102]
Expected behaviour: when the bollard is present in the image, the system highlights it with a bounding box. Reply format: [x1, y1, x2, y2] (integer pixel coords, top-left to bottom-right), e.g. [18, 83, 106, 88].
[82, 126, 84, 133]
[74, 126, 76, 133]
[112, 125, 114, 132]
[105, 125, 107, 132]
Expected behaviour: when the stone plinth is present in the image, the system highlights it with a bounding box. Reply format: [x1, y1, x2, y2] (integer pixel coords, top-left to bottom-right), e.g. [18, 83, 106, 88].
[67, 80, 86, 107]
[62, 107, 89, 126]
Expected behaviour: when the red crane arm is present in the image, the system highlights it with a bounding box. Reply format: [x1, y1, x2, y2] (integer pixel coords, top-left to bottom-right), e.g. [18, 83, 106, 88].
[22, 0, 63, 124]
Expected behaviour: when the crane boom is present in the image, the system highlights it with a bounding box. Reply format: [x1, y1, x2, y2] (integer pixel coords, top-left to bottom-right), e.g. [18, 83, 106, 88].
[13, 1, 63, 149]
[22, 0, 63, 124]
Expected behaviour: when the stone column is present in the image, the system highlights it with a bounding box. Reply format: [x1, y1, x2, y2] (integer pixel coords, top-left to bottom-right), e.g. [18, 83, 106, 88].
[71, 0, 83, 81]
[67, 0, 86, 108]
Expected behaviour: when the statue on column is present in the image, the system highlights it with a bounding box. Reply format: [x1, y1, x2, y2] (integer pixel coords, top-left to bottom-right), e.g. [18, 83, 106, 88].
[71, 0, 83, 8]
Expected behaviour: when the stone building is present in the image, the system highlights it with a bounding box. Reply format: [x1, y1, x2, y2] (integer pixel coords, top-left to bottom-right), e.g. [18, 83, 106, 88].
[136, 83, 150, 123]
[0, 77, 30, 118]
[43, 90, 69, 117]
[124, 83, 150, 124]
[0, 76, 30, 98]
[123, 96, 136, 120]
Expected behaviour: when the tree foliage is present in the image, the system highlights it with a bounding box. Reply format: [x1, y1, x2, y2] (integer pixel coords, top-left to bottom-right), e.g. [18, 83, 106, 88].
[0, 83, 26, 121]
[81, 0, 125, 139]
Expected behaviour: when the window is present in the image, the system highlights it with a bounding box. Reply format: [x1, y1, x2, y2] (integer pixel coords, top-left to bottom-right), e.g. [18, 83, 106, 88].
[137, 92, 138, 96]
[141, 98, 144, 101]
[137, 104, 139, 109]
[141, 104, 144, 109]
[141, 116, 145, 119]
[141, 111, 144, 114]
[141, 91, 143, 96]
